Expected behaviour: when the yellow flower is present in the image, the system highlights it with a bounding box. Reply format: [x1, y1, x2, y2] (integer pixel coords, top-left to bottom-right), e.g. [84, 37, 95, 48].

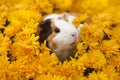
[50, 0, 73, 12]
[0, 33, 11, 56]
[99, 40, 120, 58]
[32, 0, 53, 13]
[102, 65, 119, 80]
[88, 72, 108, 80]
[71, 0, 109, 14]
[0, 0, 120, 79]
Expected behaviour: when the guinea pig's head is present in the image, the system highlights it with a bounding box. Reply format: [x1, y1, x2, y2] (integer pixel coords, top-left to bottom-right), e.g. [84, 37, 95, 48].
[43, 12, 76, 24]
[37, 19, 79, 52]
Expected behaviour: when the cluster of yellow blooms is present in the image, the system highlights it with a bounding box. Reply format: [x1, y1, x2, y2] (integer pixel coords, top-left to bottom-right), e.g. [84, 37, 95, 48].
[0, 0, 120, 80]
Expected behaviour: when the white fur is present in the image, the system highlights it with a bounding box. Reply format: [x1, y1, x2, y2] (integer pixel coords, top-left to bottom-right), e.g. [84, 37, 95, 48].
[44, 14, 61, 20]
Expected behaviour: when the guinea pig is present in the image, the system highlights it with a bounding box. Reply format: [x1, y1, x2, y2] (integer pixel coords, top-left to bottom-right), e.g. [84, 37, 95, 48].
[36, 13, 83, 62]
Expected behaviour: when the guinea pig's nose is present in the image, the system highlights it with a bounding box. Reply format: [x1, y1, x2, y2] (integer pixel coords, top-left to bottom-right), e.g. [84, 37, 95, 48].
[71, 33, 77, 40]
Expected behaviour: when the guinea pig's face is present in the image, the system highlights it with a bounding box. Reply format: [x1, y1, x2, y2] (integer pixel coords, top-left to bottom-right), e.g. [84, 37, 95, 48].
[38, 18, 79, 52]
[49, 20, 78, 52]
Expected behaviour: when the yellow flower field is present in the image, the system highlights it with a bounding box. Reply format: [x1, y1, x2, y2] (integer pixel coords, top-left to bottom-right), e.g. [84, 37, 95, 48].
[0, 0, 120, 80]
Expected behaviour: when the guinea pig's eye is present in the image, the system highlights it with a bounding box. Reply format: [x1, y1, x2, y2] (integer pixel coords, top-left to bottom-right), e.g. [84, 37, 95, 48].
[54, 28, 60, 33]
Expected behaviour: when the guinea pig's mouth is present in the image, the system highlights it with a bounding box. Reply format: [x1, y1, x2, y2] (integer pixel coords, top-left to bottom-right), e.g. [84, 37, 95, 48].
[70, 34, 78, 46]
[70, 40, 77, 46]
[52, 41, 77, 52]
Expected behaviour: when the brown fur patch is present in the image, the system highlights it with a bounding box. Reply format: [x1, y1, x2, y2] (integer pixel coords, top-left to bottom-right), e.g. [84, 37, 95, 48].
[51, 40, 57, 49]
[51, 22, 57, 31]
[47, 32, 57, 49]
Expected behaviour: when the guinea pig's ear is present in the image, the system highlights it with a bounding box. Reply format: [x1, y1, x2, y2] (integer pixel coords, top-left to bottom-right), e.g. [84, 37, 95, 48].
[62, 12, 69, 22]
[37, 19, 52, 43]
[58, 12, 69, 22]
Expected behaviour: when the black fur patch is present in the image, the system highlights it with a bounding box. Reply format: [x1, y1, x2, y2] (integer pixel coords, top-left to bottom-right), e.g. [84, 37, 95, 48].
[38, 19, 52, 43]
